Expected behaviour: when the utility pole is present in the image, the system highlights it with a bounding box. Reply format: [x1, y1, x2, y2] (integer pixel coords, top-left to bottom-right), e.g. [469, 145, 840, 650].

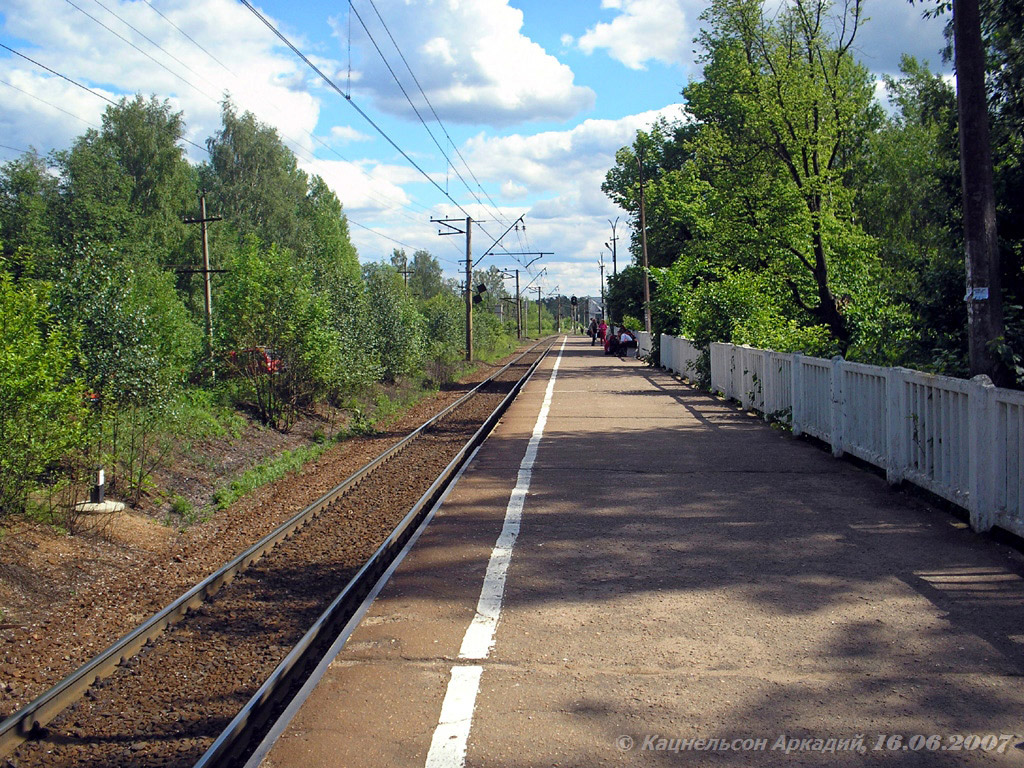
[548, 287, 561, 332]
[515, 269, 521, 339]
[498, 268, 522, 339]
[397, 252, 413, 289]
[598, 256, 606, 320]
[182, 191, 223, 362]
[464, 218, 472, 361]
[637, 147, 652, 334]
[535, 286, 542, 337]
[606, 216, 620, 276]
[432, 216, 473, 361]
[953, 0, 1009, 385]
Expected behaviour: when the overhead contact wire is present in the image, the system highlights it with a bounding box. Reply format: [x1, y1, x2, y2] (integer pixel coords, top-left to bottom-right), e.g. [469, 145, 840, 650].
[237, 0, 472, 220]
[362, 0, 515, 228]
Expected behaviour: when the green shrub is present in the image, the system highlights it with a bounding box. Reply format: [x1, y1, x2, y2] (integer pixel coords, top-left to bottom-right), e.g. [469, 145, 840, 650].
[0, 275, 86, 517]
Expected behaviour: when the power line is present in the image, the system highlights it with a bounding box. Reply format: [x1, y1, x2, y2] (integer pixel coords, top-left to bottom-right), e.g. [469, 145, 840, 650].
[360, 0, 514, 229]
[237, 0, 473, 220]
[73, 0, 428, 219]
[87, 0, 218, 90]
[141, 0, 233, 75]
[0, 77, 102, 130]
[123, 1, 429, 218]
[0, 143, 34, 155]
[0, 43, 116, 106]
[63, 0, 219, 105]
[350, 1, 490, 220]
[68, 0, 471, 236]
[0, 42, 208, 155]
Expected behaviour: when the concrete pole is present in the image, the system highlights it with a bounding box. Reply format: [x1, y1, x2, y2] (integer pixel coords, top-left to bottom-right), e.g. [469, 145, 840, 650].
[464, 217, 473, 361]
[608, 216, 619, 276]
[515, 269, 521, 339]
[536, 286, 542, 336]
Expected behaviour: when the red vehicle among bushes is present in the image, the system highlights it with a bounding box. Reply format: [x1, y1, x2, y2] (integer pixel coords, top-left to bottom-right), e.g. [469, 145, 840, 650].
[227, 346, 284, 375]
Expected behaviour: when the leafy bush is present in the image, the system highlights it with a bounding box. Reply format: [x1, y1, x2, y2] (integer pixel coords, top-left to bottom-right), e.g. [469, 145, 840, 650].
[0, 275, 85, 517]
[363, 263, 424, 381]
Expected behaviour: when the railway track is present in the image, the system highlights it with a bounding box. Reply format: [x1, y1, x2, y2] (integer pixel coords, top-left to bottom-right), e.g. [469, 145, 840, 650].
[0, 339, 555, 768]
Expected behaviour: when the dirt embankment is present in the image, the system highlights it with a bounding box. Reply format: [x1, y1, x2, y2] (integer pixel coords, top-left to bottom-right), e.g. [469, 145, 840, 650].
[0, 353, 518, 715]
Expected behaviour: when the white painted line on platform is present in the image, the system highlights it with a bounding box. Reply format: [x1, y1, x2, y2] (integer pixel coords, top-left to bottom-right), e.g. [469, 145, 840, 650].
[460, 336, 565, 660]
[244, 447, 484, 768]
[423, 665, 483, 768]
[424, 337, 566, 768]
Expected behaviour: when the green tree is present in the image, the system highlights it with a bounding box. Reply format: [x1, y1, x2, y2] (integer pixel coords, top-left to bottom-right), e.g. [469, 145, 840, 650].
[363, 262, 423, 381]
[602, 118, 699, 270]
[681, 0, 880, 351]
[0, 153, 58, 278]
[409, 249, 445, 300]
[203, 100, 309, 253]
[217, 237, 321, 427]
[99, 95, 194, 264]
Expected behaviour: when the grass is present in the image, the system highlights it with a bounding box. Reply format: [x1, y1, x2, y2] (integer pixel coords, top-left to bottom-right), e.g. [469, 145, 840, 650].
[211, 442, 331, 512]
[197, 349, 520, 523]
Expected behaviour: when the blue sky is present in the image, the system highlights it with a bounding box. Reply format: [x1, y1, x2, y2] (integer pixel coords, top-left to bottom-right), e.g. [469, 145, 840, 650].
[0, 0, 949, 297]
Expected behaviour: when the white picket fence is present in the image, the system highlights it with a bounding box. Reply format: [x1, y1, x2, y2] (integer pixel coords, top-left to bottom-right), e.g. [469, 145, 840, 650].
[660, 333, 703, 381]
[658, 335, 1024, 537]
[636, 331, 653, 359]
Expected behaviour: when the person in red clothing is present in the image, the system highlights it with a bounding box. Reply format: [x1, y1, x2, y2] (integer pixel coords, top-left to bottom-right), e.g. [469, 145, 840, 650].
[598, 319, 608, 351]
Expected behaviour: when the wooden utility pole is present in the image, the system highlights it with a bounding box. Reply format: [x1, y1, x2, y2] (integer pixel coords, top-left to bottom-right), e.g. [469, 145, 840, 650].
[953, 0, 1009, 385]
[637, 147, 652, 334]
[398, 252, 413, 289]
[182, 192, 222, 361]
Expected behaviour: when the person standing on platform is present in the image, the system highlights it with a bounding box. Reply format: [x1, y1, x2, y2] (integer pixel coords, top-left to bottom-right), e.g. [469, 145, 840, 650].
[597, 318, 607, 351]
[588, 317, 598, 345]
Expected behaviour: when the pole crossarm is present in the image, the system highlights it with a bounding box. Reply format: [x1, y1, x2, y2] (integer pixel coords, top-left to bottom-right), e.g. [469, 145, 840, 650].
[475, 214, 525, 267]
[520, 267, 546, 293]
[496, 251, 551, 270]
[430, 217, 466, 236]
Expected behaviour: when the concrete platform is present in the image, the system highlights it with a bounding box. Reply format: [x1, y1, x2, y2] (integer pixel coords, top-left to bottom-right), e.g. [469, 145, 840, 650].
[257, 337, 1024, 768]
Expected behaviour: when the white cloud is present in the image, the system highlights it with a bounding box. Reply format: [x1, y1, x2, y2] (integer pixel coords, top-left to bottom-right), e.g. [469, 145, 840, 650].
[454, 105, 685, 298]
[330, 124, 371, 143]
[463, 105, 684, 195]
[501, 180, 529, 199]
[574, 0, 700, 71]
[853, 2, 950, 76]
[0, 0, 328, 160]
[343, 0, 595, 126]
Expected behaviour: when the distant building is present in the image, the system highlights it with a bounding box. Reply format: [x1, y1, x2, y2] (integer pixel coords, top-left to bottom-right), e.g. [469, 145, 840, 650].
[584, 297, 603, 321]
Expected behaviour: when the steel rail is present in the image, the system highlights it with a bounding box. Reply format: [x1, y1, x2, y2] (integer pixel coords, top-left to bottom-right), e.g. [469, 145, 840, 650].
[0, 339, 551, 760]
[196, 337, 555, 767]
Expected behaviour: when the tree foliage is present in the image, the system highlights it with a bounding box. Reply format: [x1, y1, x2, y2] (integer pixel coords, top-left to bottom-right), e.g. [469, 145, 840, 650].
[604, 0, 1022, 381]
[0, 274, 85, 515]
